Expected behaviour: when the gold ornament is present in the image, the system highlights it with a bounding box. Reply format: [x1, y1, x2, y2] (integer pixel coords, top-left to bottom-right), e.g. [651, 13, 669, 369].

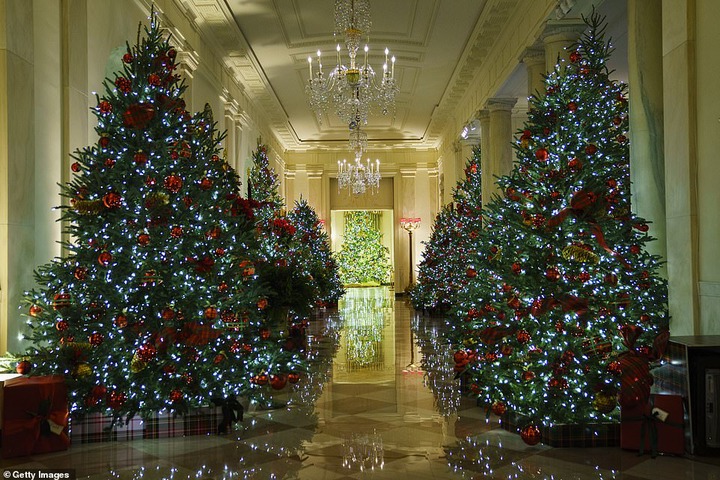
[74, 363, 92, 378]
[562, 244, 599, 264]
[145, 192, 170, 207]
[592, 391, 617, 414]
[131, 353, 147, 373]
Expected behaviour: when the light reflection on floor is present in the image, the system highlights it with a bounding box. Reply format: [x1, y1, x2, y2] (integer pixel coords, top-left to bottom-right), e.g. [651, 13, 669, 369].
[2, 287, 719, 479]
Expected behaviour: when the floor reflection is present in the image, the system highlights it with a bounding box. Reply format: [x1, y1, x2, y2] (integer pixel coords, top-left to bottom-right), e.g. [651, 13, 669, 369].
[3, 289, 720, 479]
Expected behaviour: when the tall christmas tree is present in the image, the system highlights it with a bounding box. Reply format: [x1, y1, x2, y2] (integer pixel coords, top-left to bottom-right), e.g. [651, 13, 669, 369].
[450, 13, 669, 433]
[288, 198, 344, 306]
[411, 147, 482, 313]
[21, 17, 306, 420]
[336, 211, 392, 285]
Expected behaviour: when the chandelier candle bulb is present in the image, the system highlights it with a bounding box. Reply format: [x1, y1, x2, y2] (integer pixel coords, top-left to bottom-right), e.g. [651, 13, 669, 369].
[391, 56, 395, 78]
[308, 56, 312, 77]
[364, 45, 369, 66]
[337, 44, 341, 65]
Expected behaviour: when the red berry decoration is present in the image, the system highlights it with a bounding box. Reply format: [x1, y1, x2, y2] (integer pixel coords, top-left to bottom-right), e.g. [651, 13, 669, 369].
[137, 233, 150, 246]
[98, 101, 112, 114]
[99, 135, 110, 148]
[270, 374, 287, 390]
[520, 425, 542, 445]
[491, 401, 507, 416]
[164, 174, 183, 193]
[161, 307, 175, 320]
[535, 148, 549, 162]
[522, 370, 535, 381]
[585, 143, 597, 155]
[569, 51, 582, 63]
[123, 103, 155, 129]
[55, 320, 69, 332]
[545, 267, 560, 282]
[114, 314, 128, 328]
[260, 328, 271, 340]
[511, 262, 522, 275]
[516, 330, 531, 344]
[104, 158, 116, 168]
[148, 73, 161, 86]
[607, 361, 622, 376]
[612, 116, 623, 126]
[98, 251, 113, 267]
[115, 77, 131, 93]
[107, 390, 127, 410]
[616, 134, 627, 143]
[170, 226, 183, 238]
[218, 282, 229, 293]
[453, 350, 469, 364]
[169, 390, 183, 402]
[89, 332, 104, 346]
[567, 102, 577, 112]
[16, 360, 31, 375]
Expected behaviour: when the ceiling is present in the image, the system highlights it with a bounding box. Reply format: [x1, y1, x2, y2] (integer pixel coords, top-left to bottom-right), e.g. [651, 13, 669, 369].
[175, 0, 627, 153]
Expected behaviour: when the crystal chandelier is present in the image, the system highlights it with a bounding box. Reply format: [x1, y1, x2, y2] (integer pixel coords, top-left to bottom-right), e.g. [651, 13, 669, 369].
[306, 0, 398, 127]
[337, 148, 381, 195]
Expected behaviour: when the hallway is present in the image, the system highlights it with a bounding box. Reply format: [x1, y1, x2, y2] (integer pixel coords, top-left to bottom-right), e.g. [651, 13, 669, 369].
[2, 288, 719, 479]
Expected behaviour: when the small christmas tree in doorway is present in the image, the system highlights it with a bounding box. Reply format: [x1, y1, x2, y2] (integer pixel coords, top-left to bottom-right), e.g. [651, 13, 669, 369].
[336, 211, 392, 286]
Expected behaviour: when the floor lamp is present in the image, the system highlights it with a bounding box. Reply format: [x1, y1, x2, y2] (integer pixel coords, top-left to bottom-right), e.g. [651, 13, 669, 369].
[399, 217, 421, 292]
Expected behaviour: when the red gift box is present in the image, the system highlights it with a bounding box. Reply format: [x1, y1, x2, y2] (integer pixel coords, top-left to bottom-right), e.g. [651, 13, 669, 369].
[620, 393, 685, 457]
[1, 375, 70, 458]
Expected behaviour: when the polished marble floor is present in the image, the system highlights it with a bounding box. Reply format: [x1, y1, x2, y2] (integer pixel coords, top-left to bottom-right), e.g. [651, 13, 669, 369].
[2, 287, 719, 479]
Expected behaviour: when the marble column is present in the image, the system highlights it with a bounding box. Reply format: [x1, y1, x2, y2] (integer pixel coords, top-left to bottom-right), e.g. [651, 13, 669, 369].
[307, 166, 325, 218]
[542, 20, 587, 73]
[661, 0, 698, 335]
[398, 167, 417, 293]
[0, 0, 35, 353]
[223, 97, 238, 169]
[485, 98, 517, 202]
[477, 109, 490, 206]
[628, 0, 666, 274]
[522, 46, 546, 101]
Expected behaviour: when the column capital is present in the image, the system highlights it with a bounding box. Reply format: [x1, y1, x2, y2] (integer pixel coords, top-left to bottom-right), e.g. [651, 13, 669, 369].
[176, 50, 200, 76]
[541, 19, 587, 44]
[475, 109, 490, 121]
[520, 45, 545, 67]
[486, 97, 517, 112]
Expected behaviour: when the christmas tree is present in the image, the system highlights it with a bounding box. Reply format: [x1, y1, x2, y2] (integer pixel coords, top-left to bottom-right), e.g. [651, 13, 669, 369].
[336, 211, 392, 285]
[288, 198, 345, 306]
[21, 17, 307, 421]
[246, 145, 317, 319]
[450, 12, 669, 432]
[411, 147, 482, 313]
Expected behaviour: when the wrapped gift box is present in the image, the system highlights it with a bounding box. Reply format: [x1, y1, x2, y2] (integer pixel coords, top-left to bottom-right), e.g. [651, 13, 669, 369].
[620, 393, 685, 456]
[1, 375, 70, 458]
[0, 374, 22, 431]
[70, 405, 222, 444]
[500, 410, 620, 447]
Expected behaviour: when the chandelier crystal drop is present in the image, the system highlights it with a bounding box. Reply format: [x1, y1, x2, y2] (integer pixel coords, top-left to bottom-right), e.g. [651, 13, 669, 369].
[306, 0, 398, 126]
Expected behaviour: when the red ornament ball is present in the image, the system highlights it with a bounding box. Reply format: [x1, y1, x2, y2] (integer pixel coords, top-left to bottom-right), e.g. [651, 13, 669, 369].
[616, 134, 628, 144]
[102, 192, 122, 209]
[567, 102, 577, 112]
[511, 262, 522, 275]
[122, 53, 133, 64]
[491, 401, 507, 416]
[522, 370, 535, 381]
[98, 251, 113, 267]
[568, 157, 582, 170]
[204, 306, 218, 320]
[215, 248, 226, 257]
[114, 314, 128, 328]
[71, 162, 81, 173]
[256, 374, 268, 386]
[91, 385, 107, 398]
[137, 233, 150, 246]
[55, 320, 69, 332]
[161, 307, 175, 320]
[29, 304, 43, 317]
[604, 273, 618, 285]
[520, 425, 542, 445]
[164, 174, 183, 193]
[16, 360, 31, 375]
[148, 74, 162, 86]
[585, 144, 598, 155]
[270, 374, 287, 390]
[199, 177, 213, 190]
[630, 245, 641, 254]
[466, 267, 477, 278]
[169, 390, 183, 402]
[260, 328, 271, 340]
[52, 293, 71, 310]
[535, 148, 549, 162]
[104, 158, 116, 168]
[453, 350, 469, 364]
[288, 372, 300, 384]
[134, 151, 148, 165]
[569, 51, 582, 63]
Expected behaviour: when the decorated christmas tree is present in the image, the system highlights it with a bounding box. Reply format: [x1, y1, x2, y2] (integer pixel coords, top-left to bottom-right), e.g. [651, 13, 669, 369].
[21, 17, 307, 421]
[450, 13, 669, 436]
[411, 147, 482, 313]
[336, 211, 392, 285]
[246, 145, 316, 320]
[288, 198, 345, 306]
